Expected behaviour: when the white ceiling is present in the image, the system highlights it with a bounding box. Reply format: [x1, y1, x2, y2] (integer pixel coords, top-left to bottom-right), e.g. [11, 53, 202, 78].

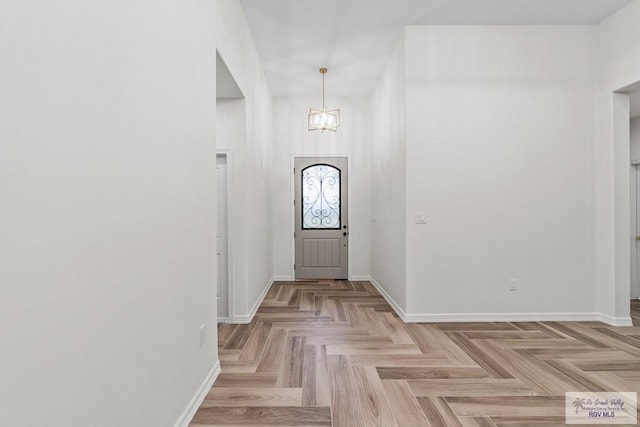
[240, 0, 633, 97]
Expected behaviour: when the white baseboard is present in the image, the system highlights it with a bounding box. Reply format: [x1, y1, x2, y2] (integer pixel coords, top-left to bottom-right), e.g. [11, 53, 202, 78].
[272, 275, 293, 281]
[350, 275, 371, 281]
[173, 360, 220, 427]
[232, 276, 277, 324]
[217, 317, 229, 324]
[367, 275, 633, 327]
[598, 313, 633, 327]
[367, 276, 408, 319]
[400, 312, 603, 323]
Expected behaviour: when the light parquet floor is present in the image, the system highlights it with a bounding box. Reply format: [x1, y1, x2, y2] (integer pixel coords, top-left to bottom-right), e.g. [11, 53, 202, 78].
[191, 281, 640, 426]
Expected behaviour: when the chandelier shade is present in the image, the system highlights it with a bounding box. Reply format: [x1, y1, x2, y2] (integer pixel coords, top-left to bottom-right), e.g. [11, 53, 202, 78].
[308, 107, 340, 131]
[308, 68, 340, 132]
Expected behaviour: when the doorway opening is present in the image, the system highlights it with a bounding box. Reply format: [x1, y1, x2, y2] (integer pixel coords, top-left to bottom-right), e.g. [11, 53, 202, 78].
[216, 50, 243, 325]
[216, 153, 230, 323]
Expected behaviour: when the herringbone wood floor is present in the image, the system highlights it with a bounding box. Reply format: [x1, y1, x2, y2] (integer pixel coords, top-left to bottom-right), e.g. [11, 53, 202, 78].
[190, 281, 640, 426]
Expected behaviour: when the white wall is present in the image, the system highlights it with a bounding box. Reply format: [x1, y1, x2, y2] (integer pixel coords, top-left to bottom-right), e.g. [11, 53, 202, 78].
[271, 97, 372, 279]
[214, 0, 273, 321]
[630, 117, 640, 163]
[374, 26, 600, 318]
[596, 0, 640, 323]
[0, 1, 219, 425]
[370, 39, 407, 309]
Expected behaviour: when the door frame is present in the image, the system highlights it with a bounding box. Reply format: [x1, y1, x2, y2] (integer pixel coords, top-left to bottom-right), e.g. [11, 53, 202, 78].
[217, 149, 234, 322]
[290, 154, 352, 280]
[632, 164, 638, 299]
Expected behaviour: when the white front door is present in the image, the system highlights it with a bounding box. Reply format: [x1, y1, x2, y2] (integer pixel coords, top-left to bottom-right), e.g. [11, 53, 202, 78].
[216, 154, 229, 320]
[294, 157, 348, 279]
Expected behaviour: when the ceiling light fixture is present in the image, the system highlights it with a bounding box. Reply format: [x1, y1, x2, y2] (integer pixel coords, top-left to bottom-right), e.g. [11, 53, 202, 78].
[308, 67, 340, 133]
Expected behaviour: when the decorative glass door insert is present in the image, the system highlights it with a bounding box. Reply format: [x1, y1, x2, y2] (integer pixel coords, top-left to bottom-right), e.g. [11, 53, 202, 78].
[302, 164, 341, 229]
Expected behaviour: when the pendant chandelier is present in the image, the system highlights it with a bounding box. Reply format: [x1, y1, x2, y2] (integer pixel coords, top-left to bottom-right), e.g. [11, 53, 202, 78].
[308, 67, 340, 132]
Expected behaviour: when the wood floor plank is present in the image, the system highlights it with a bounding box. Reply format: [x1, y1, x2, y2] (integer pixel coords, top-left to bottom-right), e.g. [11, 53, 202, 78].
[377, 366, 490, 380]
[347, 353, 451, 367]
[351, 366, 399, 427]
[314, 344, 332, 407]
[460, 331, 552, 340]
[574, 360, 640, 371]
[404, 325, 476, 365]
[459, 417, 497, 427]
[276, 336, 306, 387]
[473, 340, 575, 395]
[314, 295, 328, 317]
[378, 311, 416, 344]
[382, 380, 432, 427]
[286, 328, 367, 337]
[446, 332, 514, 379]
[214, 373, 277, 388]
[445, 396, 565, 417]
[256, 328, 289, 373]
[196, 283, 640, 426]
[527, 348, 634, 361]
[545, 321, 610, 348]
[276, 286, 296, 304]
[408, 379, 535, 397]
[528, 322, 571, 339]
[587, 371, 640, 393]
[417, 396, 463, 427]
[333, 299, 347, 321]
[299, 291, 315, 311]
[489, 416, 569, 426]
[301, 344, 317, 406]
[435, 323, 519, 332]
[200, 387, 302, 407]
[342, 301, 367, 330]
[219, 361, 258, 374]
[190, 406, 332, 426]
[543, 359, 608, 392]
[632, 300, 640, 326]
[508, 348, 598, 393]
[325, 343, 422, 355]
[489, 338, 590, 349]
[224, 319, 258, 350]
[361, 306, 391, 337]
[588, 327, 640, 357]
[287, 289, 302, 307]
[238, 322, 273, 362]
[327, 354, 363, 427]
[218, 323, 238, 345]
[615, 369, 640, 379]
[305, 335, 393, 346]
[219, 350, 241, 361]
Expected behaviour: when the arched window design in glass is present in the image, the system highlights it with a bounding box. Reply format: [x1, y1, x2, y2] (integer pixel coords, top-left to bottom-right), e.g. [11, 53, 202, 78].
[302, 164, 341, 229]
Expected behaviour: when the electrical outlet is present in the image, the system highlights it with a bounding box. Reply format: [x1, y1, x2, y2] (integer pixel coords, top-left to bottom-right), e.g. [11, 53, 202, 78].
[199, 324, 206, 346]
[509, 279, 518, 292]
